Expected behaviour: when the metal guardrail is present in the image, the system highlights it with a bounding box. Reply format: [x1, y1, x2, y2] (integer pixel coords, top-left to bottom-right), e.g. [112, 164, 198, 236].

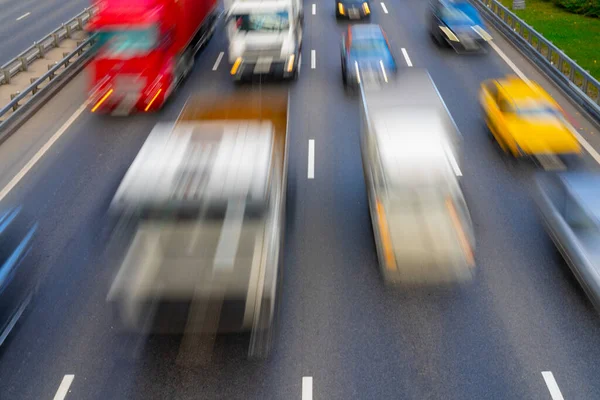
[471, 0, 600, 124]
[0, 8, 97, 137]
[1, 8, 94, 85]
[0, 37, 95, 122]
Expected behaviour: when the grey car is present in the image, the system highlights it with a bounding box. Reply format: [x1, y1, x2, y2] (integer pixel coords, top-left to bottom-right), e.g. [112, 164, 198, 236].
[535, 172, 600, 310]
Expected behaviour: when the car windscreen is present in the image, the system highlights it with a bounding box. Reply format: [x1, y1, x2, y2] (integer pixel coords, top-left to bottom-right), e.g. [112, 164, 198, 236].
[441, 6, 473, 25]
[350, 38, 388, 57]
[515, 103, 562, 119]
[96, 27, 158, 58]
[232, 12, 290, 33]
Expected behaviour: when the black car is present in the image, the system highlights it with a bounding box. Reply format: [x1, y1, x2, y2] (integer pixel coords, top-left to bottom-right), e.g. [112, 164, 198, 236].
[0, 206, 38, 346]
[429, 0, 492, 53]
[336, 0, 371, 20]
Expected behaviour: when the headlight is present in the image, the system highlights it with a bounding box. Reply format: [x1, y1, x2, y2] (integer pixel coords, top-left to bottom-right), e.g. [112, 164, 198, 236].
[379, 60, 388, 83]
[230, 57, 242, 75]
[445, 197, 475, 267]
[471, 25, 492, 41]
[286, 54, 295, 72]
[362, 2, 370, 14]
[338, 3, 345, 15]
[440, 26, 459, 42]
[375, 199, 397, 271]
[354, 60, 361, 83]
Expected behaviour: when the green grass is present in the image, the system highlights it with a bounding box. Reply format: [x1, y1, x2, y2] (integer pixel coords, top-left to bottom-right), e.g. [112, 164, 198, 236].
[498, 0, 600, 81]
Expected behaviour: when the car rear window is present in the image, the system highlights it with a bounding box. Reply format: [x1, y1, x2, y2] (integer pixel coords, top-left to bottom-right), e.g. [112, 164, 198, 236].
[351, 38, 387, 56]
[516, 105, 561, 118]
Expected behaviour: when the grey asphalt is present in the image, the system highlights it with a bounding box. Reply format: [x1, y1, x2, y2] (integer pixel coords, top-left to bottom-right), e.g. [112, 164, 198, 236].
[0, 0, 89, 65]
[1, 0, 600, 398]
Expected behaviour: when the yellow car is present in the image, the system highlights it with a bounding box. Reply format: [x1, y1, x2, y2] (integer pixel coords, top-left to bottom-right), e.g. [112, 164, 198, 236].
[480, 75, 581, 157]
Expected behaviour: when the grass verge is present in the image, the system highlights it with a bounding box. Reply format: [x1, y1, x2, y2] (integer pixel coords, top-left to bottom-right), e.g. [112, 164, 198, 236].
[499, 0, 600, 81]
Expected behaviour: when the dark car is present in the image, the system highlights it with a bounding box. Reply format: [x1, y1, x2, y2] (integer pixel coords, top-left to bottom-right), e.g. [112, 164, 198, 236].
[336, 0, 371, 20]
[534, 172, 600, 311]
[0, 206, 38, 346]
[341, 24, 397, 87]
[429, 0, 492, 53]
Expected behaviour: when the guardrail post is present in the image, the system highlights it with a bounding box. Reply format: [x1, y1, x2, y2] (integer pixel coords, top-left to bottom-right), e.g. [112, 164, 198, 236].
[582, 78, 589, 95]
[29, 78, 40, 94]
[34, 41, 45, 58]
[53, 32, 60, 47]
[2, 68, 10, 84]
[10, 92, 20, 111]
[19, 56, 27, 71]
[66, 24, 72, 38]
[76, 17, 83, 29]
[63, 52, 71, 66]
[48, 62, 58, 79]
[557, 58, 564, 75]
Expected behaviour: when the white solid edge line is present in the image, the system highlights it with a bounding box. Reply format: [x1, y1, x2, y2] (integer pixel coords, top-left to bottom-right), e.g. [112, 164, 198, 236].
[308, 140, 315, 179]
[53, 375, 75, 400]
[488, 41, 529, 82]
[401, 48, 412, 67]
[489, 40, 600, 165]
[16, 12, 31, 21]
[212, 52, 224, 71]
[302, 376, 313, 400]
[312, 4, 316, 14]
[311, 50, 316, 69]
[0, 101, 90, 203]
[380, 2, 388, 13]
[542, 371, 565, 400]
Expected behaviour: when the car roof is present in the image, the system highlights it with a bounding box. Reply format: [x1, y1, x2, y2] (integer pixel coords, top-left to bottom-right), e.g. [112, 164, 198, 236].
[373, 108, 456, 186]
[350, 24, 384, 40]
[497, 76, 548, 101]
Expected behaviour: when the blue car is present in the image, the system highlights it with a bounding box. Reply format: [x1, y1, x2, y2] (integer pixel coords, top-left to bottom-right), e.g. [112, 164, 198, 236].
[429, 0, 492, 52]
[0, 206, 38, 346]
[340, 24, 397, 87]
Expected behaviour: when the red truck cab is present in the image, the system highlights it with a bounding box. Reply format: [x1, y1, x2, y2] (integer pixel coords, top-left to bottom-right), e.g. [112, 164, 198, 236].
[87, 0, 217, 115]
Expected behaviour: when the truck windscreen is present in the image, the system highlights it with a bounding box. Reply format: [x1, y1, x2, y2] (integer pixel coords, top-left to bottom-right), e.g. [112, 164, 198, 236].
[96, 27, 158, 58]
[233, 12, 290, 32]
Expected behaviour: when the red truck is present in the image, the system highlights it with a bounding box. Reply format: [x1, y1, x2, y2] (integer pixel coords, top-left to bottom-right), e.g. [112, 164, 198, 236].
[86, 0, 218, 115]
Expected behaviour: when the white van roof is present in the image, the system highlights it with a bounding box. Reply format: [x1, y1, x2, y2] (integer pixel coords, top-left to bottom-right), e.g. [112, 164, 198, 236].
[373, 108, 460, 186]
[112, 121, 274, 212]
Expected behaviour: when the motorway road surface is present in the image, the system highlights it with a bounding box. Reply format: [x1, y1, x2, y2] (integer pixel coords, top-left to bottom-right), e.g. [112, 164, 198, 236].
[0, 0, 89, 65]
[1, 0, 600, 399]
